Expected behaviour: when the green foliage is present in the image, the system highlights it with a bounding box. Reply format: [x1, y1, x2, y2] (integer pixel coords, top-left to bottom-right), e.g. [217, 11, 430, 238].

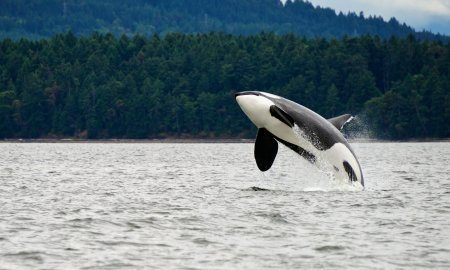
[0, 0, 447, 41]
[0, 32, 448, 139]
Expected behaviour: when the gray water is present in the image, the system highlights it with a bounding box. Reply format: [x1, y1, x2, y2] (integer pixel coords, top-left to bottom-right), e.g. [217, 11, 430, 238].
[0, 142, 449, 269]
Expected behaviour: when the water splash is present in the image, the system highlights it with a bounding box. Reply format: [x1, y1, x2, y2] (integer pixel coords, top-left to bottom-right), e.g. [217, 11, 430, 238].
[343, 114, 375, 141]
[258, 144, 362, 192]
[255, 124, 364, 192]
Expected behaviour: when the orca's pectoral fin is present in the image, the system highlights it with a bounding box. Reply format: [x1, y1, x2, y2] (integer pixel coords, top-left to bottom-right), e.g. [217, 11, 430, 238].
[254, 128, 278, 171]
[327, 114, 353, 130]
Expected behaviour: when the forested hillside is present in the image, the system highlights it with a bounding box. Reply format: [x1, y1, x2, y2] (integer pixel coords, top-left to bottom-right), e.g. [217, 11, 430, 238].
[0, 0, 446, 41]
[0, 33, 448, 139]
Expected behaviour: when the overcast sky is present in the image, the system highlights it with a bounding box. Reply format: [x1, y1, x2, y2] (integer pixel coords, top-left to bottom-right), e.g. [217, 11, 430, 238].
[283, 0, 450, 35]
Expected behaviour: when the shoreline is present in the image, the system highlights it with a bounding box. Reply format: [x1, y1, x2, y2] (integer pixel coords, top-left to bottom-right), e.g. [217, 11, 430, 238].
[1, 138, 449, 143]
[0, 138, 254, 144]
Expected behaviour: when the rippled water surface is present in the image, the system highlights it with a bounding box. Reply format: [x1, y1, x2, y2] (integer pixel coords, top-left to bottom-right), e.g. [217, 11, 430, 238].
[0, 142, 449, 269]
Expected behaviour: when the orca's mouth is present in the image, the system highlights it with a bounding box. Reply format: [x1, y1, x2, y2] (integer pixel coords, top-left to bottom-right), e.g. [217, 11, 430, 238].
[234, 91, 260, 98]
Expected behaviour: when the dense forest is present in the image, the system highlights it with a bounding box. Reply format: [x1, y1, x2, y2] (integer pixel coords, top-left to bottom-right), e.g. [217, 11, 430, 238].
[0, 0, 447, 41]
[0, 32, 448, 139]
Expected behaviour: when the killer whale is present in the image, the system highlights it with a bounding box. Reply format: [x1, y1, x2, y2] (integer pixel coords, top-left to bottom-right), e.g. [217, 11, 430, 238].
[235, 91, 364, 187]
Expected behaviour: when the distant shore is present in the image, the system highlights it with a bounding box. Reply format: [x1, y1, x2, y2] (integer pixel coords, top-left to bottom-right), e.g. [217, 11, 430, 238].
[1, 138, 449, 143]
[0, 138, 254, 143]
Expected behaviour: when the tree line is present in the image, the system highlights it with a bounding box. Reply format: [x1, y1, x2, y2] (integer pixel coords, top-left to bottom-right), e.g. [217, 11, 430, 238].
[0, 0, 447, 41]
[0, 32, 448, 139]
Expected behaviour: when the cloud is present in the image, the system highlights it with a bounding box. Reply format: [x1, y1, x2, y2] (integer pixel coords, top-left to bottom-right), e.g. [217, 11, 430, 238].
[283, 0, 450, 34]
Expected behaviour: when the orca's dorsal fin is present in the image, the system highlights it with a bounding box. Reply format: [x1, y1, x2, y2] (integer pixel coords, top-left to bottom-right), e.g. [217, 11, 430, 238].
[254, 128, 278, 171]
[327, 114, 353, 130]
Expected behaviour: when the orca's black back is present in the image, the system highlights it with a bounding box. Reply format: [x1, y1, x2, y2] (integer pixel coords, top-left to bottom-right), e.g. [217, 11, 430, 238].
[264, 94, 349, 151]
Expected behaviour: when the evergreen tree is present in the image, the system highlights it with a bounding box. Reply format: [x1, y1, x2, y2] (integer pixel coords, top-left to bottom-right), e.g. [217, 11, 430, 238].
[0, 32, 448, 140]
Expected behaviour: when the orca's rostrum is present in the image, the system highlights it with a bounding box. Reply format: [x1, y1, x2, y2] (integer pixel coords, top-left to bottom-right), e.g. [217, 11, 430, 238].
[235, 91, 364, 187]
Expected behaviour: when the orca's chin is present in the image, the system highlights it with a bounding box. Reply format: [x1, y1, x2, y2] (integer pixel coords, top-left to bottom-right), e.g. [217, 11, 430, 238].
[235, 93, 274, 128]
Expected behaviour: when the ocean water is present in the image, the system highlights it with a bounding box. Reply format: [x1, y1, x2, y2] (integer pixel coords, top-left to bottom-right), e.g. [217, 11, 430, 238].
[0, 142, 449, 269]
